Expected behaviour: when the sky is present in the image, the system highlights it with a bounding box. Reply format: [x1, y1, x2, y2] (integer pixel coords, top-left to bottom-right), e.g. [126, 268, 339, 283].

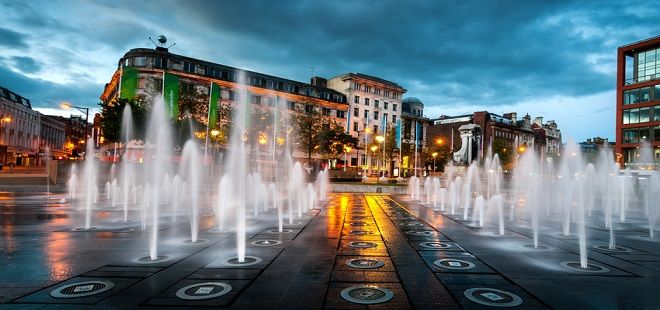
[0, 0, 658, 142]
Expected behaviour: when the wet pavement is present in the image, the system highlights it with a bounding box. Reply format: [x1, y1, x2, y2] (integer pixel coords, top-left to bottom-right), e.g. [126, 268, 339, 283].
[1, 192, 659, 308]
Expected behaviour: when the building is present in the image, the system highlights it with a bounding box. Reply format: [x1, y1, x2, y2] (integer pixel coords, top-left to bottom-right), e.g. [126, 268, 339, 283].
[616, 36, 660, 169]
[0, 86, 41, 166]
[48, 115, 89, 159]
[326, 73, 406, 173]
[39, 115, 67, 160]
[580, 137, 615, 164]
[100, 46, 349, 162]
[427, 111, 561, 166]
[400, 97, 429, 176]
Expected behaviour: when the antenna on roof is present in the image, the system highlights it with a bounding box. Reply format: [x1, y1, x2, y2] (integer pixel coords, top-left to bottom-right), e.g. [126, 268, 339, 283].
[149, 35, 175, 52]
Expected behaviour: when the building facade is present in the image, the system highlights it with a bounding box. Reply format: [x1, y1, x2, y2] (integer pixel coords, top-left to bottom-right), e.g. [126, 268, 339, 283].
[39, 115, 67, 159]
[0, 86, 41, 166]
[427, 111, 560, 166]
[615, 36, 660, 169]
[400, 97, 429, 176]
[100, 47, 349, 162]
[326, 73, 406, 172]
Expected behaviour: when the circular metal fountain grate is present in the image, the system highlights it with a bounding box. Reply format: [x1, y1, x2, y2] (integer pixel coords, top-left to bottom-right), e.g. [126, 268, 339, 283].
[267, 229, 293, 233]
[346, 258, 385, 269]
[340, 286, 393, 304]
[522, 244, 551, 250]
[349, 230, 373, 235]
[175, 282, 232, 300]
[560, 261, 610, 273]
[464, 287, 523, 307]
[592, 245, 632, 253]
[351, 216, 369, 220]
[250, 240, 282, 246]
[348, 241, 378, 248]
[219, 256, 263, 267]
[419, 241, 451, 249]
[72, 227, 98, 231]
[434, 258, 476, 270]
[50, 281, 115, 298]
[182, 239, 209, 245]
[406, 231, 437, 236]
[350, 222, 369, 226]
[399, 222, 424, 227]
[132, 255, 172, 264]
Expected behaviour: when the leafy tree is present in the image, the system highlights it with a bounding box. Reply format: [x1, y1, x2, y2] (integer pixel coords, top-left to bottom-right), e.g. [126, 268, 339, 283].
[492, 138, 514, 170]
[98, 97, 149, 143]
[317, 122, 358, 162]
[290, 104, 323, 163]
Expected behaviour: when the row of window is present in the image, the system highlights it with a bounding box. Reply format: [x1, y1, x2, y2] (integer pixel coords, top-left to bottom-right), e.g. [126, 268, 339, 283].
[353, 96, 398, 112]
[635, 47, 660, 83]
[352, 107, 398, 123]
[622, 106, 660, 124]
[127, 56, 346, 103]
[350, 82, 401, 100]
[623, 85, 660, 105]
[622, 126, 660, 143]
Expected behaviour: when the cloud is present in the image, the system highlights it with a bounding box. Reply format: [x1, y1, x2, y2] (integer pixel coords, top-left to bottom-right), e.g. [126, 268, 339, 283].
[9, 56, 41, 73]
[0, 27, 28, 49]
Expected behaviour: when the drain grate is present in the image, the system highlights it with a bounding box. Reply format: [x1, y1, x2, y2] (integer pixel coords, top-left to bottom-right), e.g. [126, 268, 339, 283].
[348, 241, 378, 248]
[349, 230, 373, 235]
[250, 240, 282, 246]
[592, 245, 632, 253]
[434, 258, 476, 270]
[132, 255, 172, 264]
[464, 287, 523, 307]
[419, 242, 451, 249]
[341, 286, 393, 304]
[219, 256, 263, 267]
[346, 258, 385, 269]
[175, 282, 232, 300]
[50, 281, 115, 298]
[560, 261, 610, 273]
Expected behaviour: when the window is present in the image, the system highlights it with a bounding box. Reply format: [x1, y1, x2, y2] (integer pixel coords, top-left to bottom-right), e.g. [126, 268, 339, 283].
[374, 111, 379, 120]
[287, 101, 296, 110]
[392, 115, 397, 123]
[656, 106, 660, 121]
[393, 104, 397, 112]
[183, 61, 195, 73]
[153, 57, 165, 68]
[374, 125, 378, 133]
[364, 110, 369, 119]
[353, 122, 359, 132]
[383, 113, 388, 123]
[623, 87, 651, 105]
[375, 100, 379, 108]
[352, 82, 360, 90]
[354, 107, 359, 116]
[354, 95, 360, 104]
[284, 84, 295, 93]
[252, 95, 262, 104]
[636, 48, 660, 82]
[623, 107, 651, 124]
[305, 105, 313, 113]
[623, 127, 650, 143]
[337, 110, 345, 118]
[365, 98, 370, 106]
[322, 108, 330, 116]
[384, 102, 388, 109]
[227, 71, 235, 81]
[655, 126, 660, 142]
[267, 80, 275, 89]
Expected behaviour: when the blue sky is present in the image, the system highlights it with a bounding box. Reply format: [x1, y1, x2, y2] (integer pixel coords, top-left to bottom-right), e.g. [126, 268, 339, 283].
[0, 0, 658, 142]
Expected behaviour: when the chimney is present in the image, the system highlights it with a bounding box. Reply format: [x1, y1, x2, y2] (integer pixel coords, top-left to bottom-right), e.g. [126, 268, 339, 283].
[510, 112, 517, 122]
[533, 116, 543, 125]
[310, 76, 327, 88]
[587, 138, 592, 144]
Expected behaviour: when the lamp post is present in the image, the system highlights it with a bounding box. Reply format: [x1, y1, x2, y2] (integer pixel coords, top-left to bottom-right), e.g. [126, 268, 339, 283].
[344, 146, 352, 171]
[432, 152, 438, 172]
[375, 135, 385, 178]
[0, 115, 11, 166]
[370, 145, 378, 177]
[60, 102, 90, 159]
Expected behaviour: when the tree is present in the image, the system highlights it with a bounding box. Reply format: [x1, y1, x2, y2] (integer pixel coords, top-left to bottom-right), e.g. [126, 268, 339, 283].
[290, 104, 323, 163]
[492, 138, 514, 170]
[98, 97, 149, 143]
[317, 122, 358, 163]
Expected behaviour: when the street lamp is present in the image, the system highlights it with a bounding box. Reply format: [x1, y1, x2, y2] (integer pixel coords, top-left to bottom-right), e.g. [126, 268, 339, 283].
[0, 116, 11, 166]
[375, 135, 385, 177]
[435, 138, 443, 146]
[370, 145, 378, 176]
[60, 102, 90, 159]
[432, 152, 438, 172]
[344, 146, 352, 171]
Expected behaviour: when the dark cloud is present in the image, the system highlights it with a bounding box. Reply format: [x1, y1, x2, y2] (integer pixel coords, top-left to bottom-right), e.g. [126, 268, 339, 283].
[0, 27, 28, 49]
[10, 56, 41, 73]
[0, 67, 101, 109]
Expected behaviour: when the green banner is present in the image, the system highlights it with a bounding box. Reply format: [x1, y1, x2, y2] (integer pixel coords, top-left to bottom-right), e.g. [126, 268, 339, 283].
[163, 73, 179, 119]
[209, 82, 220, 129]
[120, 67, 138, 99]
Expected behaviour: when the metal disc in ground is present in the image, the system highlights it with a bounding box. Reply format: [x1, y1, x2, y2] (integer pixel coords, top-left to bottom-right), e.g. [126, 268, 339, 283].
[340, 286, 393, 304]
[267, 229, 292, 233]
[349, 230, 373, 235]
[434, 258, 476, 270]
[592, 245, 632, 253]
[219, 256, 263, 267]
[182, 239, 209, 245]
[348, 241, 378, 248]
[50, 281, 115, 298]
[419, 241, 451, 249]
[464, 287, 523, 307]
[72, 227, 98, 231]
[399, 222, 424, 227]
[250, 240, 282, 246]
[346, 258, 385, 269]
[175, 282, 232, 300]
[132, 255, 172, 264]
[522, 244, 551, 250]
[560, 261, 610, 273]
[406, 231, 437, 236]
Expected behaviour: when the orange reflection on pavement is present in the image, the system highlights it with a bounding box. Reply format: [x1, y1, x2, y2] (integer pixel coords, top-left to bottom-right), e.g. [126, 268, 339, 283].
[44, 232, 73, 281]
